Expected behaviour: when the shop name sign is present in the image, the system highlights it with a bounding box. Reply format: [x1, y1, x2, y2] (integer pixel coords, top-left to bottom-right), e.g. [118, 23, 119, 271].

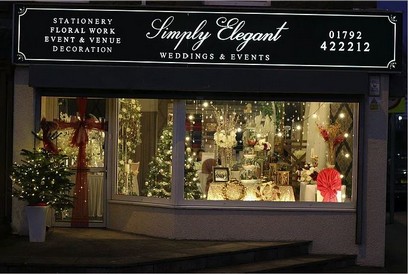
[13, 5, 402, 71]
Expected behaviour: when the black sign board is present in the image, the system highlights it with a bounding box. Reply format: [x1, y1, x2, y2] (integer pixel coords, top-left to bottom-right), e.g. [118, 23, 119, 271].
[13, 4, 402, 71]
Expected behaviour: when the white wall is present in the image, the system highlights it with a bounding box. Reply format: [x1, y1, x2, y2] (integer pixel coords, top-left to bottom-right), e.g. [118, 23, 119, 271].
[11, 67, 35, 235]
[359, 75, 389, 266]
[108, 202, 358, 255]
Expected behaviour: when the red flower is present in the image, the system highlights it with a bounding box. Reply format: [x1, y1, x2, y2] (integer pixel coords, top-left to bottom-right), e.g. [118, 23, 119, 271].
[319, 128, 330, 141]
[334, 135, 345, 146]
[310, 171, 319, 181]
[317, 122, 345, 147]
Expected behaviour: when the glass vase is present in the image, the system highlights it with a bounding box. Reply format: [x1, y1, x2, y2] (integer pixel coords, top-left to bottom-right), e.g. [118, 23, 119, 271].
[219, 147, 233, 168]
[327, 143, 336, 167]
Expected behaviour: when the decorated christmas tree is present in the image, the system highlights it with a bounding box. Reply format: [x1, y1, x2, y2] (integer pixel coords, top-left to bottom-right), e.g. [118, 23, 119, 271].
[10, 148, 75, 211]
[144, 123, 202, 199]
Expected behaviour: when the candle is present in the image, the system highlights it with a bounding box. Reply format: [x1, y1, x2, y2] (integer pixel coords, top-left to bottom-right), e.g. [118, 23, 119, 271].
[125, 164, 130, 173]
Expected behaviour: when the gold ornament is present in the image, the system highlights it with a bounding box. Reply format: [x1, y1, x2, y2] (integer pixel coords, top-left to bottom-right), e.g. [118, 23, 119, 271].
[256, 182, 281, 201]
[221, 180, 246, 200]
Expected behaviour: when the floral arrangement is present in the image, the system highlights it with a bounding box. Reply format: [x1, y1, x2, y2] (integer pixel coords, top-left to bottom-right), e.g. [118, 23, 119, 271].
[254, 139, 272, 152]
[214, 130, 237, 148]
[317, 122, 345, 146]
[246, 134, 257, 147]
[297, 163, 319, 184]
[317, 122, 345, 165]
[213, 106, 237, 148]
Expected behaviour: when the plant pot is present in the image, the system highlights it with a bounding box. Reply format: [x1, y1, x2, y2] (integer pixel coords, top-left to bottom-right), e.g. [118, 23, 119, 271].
[25, 205, 48, 242]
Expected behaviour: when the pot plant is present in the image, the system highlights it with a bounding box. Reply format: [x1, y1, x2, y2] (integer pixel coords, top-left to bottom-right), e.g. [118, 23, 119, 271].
[10, 148, 75, 242]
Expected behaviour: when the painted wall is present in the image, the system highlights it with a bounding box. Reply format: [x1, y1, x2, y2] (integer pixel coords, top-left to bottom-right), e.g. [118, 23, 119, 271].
[108, 202, 358, 255]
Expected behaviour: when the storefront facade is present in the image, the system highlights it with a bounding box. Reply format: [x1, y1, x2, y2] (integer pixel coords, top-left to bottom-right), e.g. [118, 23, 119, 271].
[10, 2, 402, 267]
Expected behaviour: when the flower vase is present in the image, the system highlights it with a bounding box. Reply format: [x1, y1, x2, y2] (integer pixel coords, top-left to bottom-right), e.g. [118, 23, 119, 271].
[26, 204, 49, 242]
[219, 147, 233, 168]
[327, 143, 336, 167]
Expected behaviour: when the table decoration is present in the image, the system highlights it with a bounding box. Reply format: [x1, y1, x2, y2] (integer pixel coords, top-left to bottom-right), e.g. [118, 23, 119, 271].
[256, 182, 280, 201]
[221, 180, 247, 200]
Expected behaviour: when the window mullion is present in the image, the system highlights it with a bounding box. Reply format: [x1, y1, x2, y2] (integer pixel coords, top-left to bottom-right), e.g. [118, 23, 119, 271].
[171, 100, 186, 205]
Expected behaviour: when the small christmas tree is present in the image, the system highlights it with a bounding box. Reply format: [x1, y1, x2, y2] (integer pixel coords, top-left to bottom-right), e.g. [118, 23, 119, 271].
[10, 148, 75, 211]
[144, 124, 202, 199]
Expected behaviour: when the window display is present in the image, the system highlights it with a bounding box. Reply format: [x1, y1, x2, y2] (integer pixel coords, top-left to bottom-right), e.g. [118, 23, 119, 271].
[116, 99, 202, 200]
[185, 100, 357, 203]
[40, 97, 357, 206]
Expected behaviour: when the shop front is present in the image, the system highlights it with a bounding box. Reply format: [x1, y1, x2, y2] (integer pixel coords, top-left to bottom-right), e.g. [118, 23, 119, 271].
[11, 3, 402, 267]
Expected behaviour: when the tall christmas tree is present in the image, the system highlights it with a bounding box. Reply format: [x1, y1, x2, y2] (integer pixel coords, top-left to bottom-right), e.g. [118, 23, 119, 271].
[144, 123, 202, 199]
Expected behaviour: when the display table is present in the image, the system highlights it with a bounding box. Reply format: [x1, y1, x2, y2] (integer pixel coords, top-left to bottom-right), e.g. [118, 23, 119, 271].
[207, 181, 295, 201]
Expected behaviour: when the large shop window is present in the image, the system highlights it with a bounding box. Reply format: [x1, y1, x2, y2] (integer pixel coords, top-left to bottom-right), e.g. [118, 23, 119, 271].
[116, 98, 358, 204]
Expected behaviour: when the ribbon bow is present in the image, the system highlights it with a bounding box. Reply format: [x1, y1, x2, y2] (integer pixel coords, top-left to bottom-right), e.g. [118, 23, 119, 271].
[60, 115, 103, 147]
[317, 168, 342, 202]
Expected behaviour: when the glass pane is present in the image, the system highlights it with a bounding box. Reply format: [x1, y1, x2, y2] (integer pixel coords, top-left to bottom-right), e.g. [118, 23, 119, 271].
[116, 98, 174, 199]
[185, 100, 357, 203]
[116, 99, 142, 196]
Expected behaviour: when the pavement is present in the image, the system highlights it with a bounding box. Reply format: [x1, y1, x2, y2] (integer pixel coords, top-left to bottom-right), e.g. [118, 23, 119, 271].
[384, 211, 407, 272]
[336, 211, 407, 273]
[0, 211, 406, 273]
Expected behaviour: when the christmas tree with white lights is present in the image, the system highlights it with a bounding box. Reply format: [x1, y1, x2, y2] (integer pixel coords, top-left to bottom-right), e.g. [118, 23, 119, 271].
[10, 148, 75, 211]
[144, 123, 202, 199]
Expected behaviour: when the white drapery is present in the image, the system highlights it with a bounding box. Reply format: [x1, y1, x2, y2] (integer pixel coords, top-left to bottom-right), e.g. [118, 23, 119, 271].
[303, 102, 330, 169]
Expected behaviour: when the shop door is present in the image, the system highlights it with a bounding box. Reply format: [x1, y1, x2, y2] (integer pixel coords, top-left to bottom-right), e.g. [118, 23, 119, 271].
[47, 97, 107, 228]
